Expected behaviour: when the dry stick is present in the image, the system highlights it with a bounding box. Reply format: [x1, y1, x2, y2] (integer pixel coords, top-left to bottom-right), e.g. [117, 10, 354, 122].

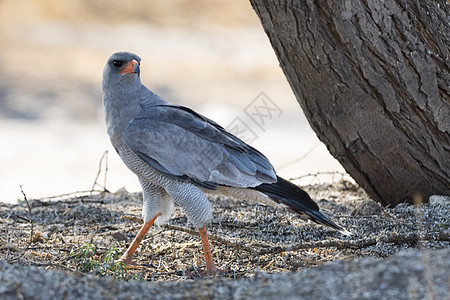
[34, 190, 105, 202]
[105, 221, 260, 253]
[289, 171, 351, 182]
[19, 185, 34, 260]
[164, 224, 254, 252]
[91, 150, 109, 192]
[28, 194, 107, 208]
[162, 225, 448, 256]
[106, 218, 447, 262]
[256, 232, 450, 256]
[276, 142, 321, 171]
[103, 151, 109, 190]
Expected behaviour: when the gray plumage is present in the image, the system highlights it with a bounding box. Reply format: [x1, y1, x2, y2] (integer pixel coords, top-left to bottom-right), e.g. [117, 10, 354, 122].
[102, 51, 350, 235]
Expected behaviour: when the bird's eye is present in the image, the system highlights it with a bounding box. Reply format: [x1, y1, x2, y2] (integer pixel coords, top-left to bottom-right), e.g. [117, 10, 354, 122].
[112, 60, 122, 67]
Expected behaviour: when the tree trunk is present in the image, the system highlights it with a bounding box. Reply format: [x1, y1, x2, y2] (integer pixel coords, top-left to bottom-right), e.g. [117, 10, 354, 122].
[250, 0, 449, 206]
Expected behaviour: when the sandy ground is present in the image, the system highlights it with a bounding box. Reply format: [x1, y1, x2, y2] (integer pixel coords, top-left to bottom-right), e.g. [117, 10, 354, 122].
[1, 248, 448, 299]
[0, 182, 448, 298]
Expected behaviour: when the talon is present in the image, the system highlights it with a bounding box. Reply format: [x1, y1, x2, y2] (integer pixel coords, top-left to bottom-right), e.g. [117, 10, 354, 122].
[114, 256, 136, 266]
[201, 267, 224, 276]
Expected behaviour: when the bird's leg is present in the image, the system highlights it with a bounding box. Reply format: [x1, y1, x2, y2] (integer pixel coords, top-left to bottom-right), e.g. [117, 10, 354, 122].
[116, 213, 160, 265]
[198, 224, 218, 275]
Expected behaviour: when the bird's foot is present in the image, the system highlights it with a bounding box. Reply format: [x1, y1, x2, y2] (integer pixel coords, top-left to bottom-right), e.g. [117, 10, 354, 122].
[200, 265, 222, 276]
[114, 255, 137, 266]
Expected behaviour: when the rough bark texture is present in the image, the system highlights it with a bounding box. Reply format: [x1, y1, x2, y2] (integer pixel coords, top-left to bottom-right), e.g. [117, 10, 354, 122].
[250, 0, 449, 206]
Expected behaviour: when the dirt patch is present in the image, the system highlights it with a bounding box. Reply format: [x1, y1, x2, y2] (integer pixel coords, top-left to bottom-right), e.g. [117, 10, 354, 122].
[1, 247, 448, 299]
[1, 181, 448, 283]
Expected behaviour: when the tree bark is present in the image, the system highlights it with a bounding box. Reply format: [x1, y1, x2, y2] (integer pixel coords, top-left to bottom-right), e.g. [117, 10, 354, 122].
[250, 0, 449, 206]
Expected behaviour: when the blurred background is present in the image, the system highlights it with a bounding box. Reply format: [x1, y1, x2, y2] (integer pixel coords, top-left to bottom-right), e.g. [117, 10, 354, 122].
[0, 0, 345, 203]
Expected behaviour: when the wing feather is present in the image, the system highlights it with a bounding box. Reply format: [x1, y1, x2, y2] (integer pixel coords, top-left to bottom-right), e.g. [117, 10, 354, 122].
[123, 105, 276, 188]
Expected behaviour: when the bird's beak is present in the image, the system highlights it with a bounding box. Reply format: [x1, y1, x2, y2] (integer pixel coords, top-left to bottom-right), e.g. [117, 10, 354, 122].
[119, 59, 139, 74]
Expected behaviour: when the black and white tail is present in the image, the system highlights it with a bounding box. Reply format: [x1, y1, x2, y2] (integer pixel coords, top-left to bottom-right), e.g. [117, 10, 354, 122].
[252, 176, 351, 236]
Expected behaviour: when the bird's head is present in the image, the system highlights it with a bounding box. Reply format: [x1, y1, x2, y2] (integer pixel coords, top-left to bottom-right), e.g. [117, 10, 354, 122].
[102, 52, 142, 92]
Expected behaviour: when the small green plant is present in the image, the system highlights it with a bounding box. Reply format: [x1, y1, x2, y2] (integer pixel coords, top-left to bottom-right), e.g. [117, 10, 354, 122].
[102, 243, 120, 263]
[96, 244, 127, 280]
[96, 260, 127, 280]
[70, 243, 98, 273]
[70, 243, 127, 280]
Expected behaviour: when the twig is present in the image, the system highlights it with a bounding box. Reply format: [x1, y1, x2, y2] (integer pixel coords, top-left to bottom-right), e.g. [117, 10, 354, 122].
[289, 171, 351, 182]
[19, 185, 34, 260]
[277, 142, 321, 170]
[21, 246, 72, 252]
[91, 150, 109, 192]
[31, 190, 105, 203]
[256, 232, 450, 256]
[164, 224, 254, 252]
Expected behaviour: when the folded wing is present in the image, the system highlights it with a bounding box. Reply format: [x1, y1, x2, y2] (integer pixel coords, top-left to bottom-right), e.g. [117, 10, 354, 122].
[123, 105, 276, 189]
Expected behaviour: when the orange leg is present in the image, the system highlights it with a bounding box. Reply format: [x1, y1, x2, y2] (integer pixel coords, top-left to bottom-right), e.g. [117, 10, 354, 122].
[116, 214, 159, 265]
[198, 224, 218, 275]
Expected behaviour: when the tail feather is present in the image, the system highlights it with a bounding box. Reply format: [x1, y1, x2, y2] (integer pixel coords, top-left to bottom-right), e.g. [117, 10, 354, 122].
[252, 176, 351, 236]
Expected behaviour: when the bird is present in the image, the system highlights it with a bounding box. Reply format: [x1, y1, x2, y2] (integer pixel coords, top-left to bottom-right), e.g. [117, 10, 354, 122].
[102, 51, 351, 275]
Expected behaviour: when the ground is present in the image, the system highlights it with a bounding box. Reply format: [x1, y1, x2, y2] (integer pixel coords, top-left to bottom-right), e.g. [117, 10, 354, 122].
[0, 181, 448, 298]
